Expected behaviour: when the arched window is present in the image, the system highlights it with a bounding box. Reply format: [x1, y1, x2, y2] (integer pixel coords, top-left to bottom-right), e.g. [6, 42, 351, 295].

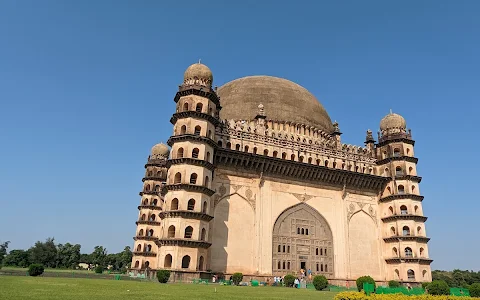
[253, 147, 257, 154]
[409, 166, 413, 175]
[164, 254, 172, 268]
[414, 205, 419, 213]
[317, 159, 321, 165]
[297, 228, 300, 234]
[147, 229, 154, 237]
[325, 160, 329, 167]
[282, 153, 287, 159]
[407, 148, 411, 155]
[180, 125, 187, 135]
[201, 228, 206, 241]
[235, 144, 240, 151]
[138, 229, 144, 236]
[287, 262, 290, 269]
[391, 227, 396, 235]
[407, 269, 415, 280]
[423, 270, 427, 278]
[398, 185, 405, 194]
[206, 152, 211, 161]
[182, 255, 191, 269]
[283, 261, 286, 269]
[146, 245, 152, 252]
[194, 126, 201, 135]
[202, 201, 208, 214]
[417, 226, 422, 235]
[389, 206, 394, 215]
[208, 130, 212, 138]
[325, 264, 328, 272]
[143, 199, 148, 205]
[405, 247, 413, 257]
[192, 148, 199, 158]
[134, 260, 140, 268]
[316, 248, 319, 255]
[218, 140, 223, 147]
[168, 225, 175, 238]
[198, 256, 204, 271]
[403, 226, 410, 236]
[393, 247, 398, 256]
[325, 249, 327, 256]
[384, 168, 389, 175]
[387, 186, 392, 195]
[155, 184, 160, 191]
[283, 245, 286, 252]
[149, 214, 156, 221]
[419, 247, 424, 257]
[299, 156, 304, 163]
[144, 184, 151, 191]
[332, 162, 336, 168]
[301, 228, 304, 234]
[277, 261, 281, 269]
[264, 149, 269, 156]
[184, 226, 193, 238]
[187, 199, 195, 211]
[278, 245, 281, 252]
[305, 228, 309, 235]
[196, 103, 203, 113]
[396, 166, 403, 176]
[400, 205, 408, 215]
[308, 157, 312, 164]
[412, 185, 416, 193]
[244, 145, 249, 152]
[136, 244, 141, 251]
[141, 214, 146, 221]
[273, 151, 278, 158]
[316, 264, 319, 272]
[321, 264, 324, 272]
[183, 102, 189, 111]
[226, 142, 231, 149]
[393, 148, 401, 157]
[287, 246, 290, 253]
[174, 173, 181, 184]
[190, 173, 197, 184]
[395, 269, 400, 279]
[205, 176, 209, 187]
[291, 154, 295, 161]
[320, 248, 323, 256]
[171, 198, 179, 210]
[152, 199, 158, 206]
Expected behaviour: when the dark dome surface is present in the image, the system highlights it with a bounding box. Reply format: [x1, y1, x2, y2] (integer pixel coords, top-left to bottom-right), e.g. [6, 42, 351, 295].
[217, 76, 334, 133]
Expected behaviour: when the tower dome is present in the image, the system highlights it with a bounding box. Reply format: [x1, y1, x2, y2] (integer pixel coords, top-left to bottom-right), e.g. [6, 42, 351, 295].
[150, 143, 169, 158]
[183, 62, 213, 87]
[380, 111, 407, 136]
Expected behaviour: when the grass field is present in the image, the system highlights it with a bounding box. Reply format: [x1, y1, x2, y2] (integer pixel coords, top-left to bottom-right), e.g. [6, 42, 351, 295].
[0, 276, 337, 300]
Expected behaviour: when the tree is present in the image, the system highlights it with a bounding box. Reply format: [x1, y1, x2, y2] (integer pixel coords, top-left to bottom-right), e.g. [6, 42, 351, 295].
[469, 283, 480, 298]
[0, 241, 10, 268]
[313, 275, 329, 290]
[4, 249, 31, 267]
[119, 246, 132, 271]
[29, 238, 57, 268]
[91, 246, 107, 267]
[28, 264, 45, 276]
[428, 280, 450, 295]
[388, 280, 401, 288]
[157, 270, 170, 283]
[356, 276, 376, 292]
[56, 243, 81, 268]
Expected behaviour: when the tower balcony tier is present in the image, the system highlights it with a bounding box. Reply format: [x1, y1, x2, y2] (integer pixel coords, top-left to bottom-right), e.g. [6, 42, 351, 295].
[145, 159, 167, 168]
[385, 175, 422, 183]
[215, 149, 388, 192]
[133, 251, 157, 257]
[164, 184, 215, 196]
[167, 134, 217, 149]
[156, 238, 212, 249]
[382, 214, 428, 223]
[139, 190, 164, 196]
[137, 205, 162, 211]
[142, 176, 166, 182]
[135, 220, 161, 226]
[175, 85, 221, 109]
[170, 111, 220, 127]
[133, 236, 157, 241]
[384, 236, 430, 243]
[377, 133, 415, 146]
[380, 194, 424, 203]
[376, 156, 418, 165]
[167, 158, 215, 171]
[159, 210, 214, 222]
[385, 257, 433, 264]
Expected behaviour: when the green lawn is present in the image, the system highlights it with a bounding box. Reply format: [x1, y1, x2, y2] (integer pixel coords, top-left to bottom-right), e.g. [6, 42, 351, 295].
[0, 276, 337, 300]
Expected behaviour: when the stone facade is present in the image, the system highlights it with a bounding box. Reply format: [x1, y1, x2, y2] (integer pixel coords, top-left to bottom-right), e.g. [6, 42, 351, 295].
[130, 63, 432, 284]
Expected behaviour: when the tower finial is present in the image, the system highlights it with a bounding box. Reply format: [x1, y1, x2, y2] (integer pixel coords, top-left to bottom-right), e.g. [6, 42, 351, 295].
[389, 108, 393, 114]
[198, 59, 201, 64]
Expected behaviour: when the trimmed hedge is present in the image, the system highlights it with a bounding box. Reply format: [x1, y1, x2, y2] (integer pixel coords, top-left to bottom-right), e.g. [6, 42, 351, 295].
[469, 283, 480, 298]
[232, 272, 243, 285]
[388, 280, 400, 288]
[356, 276, 376, 292]
[335, 292, 471, 300]
[284, 274, 295, 287]
[313, 275, 328, 290]
[28, 264, 45, 276]
[94, 265, 103, 274]
[428, 280, 450, 295]
[156, 269, 170, 283]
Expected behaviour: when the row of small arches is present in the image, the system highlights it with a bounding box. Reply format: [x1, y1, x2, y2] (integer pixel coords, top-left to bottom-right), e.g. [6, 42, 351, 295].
[388, 205, 420, 215]
[217, 141, 376, 173]
[393, 269, 426, 281]
[136, 244, 153, 252]
[139, 214, 157, 222]
[386, 185, 416, 195]
[383, 148, 411, 159]
[383, 166, 415, 177]
[275, 261, 329, 272]
[142, 198, 160, 206]
[176, 147, 211, 161]
[146, 169, 166, 178]
[167, 225, 207, 240]
[143, 184, 161, 193]
[390, 226, 423, 236]
[177, 124, 213, 139]
[164, 254, 205, 270]
[170, 198, 208, 214]
[173, 173, 210, 187]
[297, 227, 309, 235]
[392, 247, 425, 257]
[181, 101, 215, 118]
[137, 229, 154, 237]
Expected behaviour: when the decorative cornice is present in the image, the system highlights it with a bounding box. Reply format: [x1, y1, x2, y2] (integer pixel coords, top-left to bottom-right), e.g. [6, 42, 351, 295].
[164, 184, 216, 196]
[159, 210, 214, 222]
[382, 214, 428, 223]
[135, 220, 161, 226]
[386, 175, 422, 183]
[380, 194, 424, 203]
[376, 156, 418, 165]
[167, 158, 215, 171]
[174, 86, 221, 109]
[383, 236, 430, 243]
[132, 251, 157, 257]
[156, 238, 212, 249]
[385, 257, 433, 264]
[142, 176, 166, 182]
[137, 205, 162, 211]
[170, 111, 220, 127]
[145, 159, 167, 168]
[133, 236, 157, 241]
[377, 136, 415, 147]
[167, 134, 218, 149]
[139, 191, 162, 196]
[214, 149, 388, 192]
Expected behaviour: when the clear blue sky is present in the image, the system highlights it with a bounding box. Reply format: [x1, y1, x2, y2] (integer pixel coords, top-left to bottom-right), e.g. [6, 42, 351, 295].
[0, 1, 478, 271]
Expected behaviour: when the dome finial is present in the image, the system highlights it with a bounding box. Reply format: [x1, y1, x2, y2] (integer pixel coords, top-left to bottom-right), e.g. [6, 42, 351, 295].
[198, 58, 201, 64]
[389, 108, 393, 114]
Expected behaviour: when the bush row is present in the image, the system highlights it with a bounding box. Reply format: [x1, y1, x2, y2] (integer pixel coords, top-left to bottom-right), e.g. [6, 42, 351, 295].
[335, 292, 473, 300]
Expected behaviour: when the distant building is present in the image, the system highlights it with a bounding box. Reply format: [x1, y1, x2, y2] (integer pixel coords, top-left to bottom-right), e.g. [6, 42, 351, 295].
[130, 63, 432, 284]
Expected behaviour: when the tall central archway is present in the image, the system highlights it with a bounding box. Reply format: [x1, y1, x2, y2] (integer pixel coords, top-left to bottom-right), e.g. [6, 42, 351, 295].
[272, 203, 333, 276]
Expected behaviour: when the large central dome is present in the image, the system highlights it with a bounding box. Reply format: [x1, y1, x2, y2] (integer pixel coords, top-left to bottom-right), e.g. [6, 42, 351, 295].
[217, 76, 334, 133]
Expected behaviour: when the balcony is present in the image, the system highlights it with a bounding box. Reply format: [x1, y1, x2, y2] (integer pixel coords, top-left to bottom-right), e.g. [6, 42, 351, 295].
[159, 210, 214, 222]
[142, 176, 166, 182]
[382, 214, 428, 223]
[135, 220, 161, 226]
[137, 205, 162, 211]
[133, 251, 157, 257]
[133, 235, 157, 241]
[380, 194, 424, 203]
[384, 235, 430, 243]
[385, 256, 433, 264]
[156, 238, 211, 249]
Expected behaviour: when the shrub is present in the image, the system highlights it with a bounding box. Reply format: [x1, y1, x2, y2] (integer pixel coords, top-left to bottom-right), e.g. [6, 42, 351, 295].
[469, 283, 480, 298]
[94, 265, 103, 274]
[156, 269, 170, 283]
[427, 280, 450, 295]
[356, 276, 376, 292]
[232, 272, 243, 285]
[421, 282, 430, 290]
[388, 280, 400, 288]
[313, 275, 328, 290]
[28, 264, 45, 276]
[284, 274, 295, 287]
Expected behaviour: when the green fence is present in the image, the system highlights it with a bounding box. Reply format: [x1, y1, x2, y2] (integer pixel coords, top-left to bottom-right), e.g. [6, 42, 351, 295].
[450, 288, 470, 296]
[376, 286, 425, 295]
